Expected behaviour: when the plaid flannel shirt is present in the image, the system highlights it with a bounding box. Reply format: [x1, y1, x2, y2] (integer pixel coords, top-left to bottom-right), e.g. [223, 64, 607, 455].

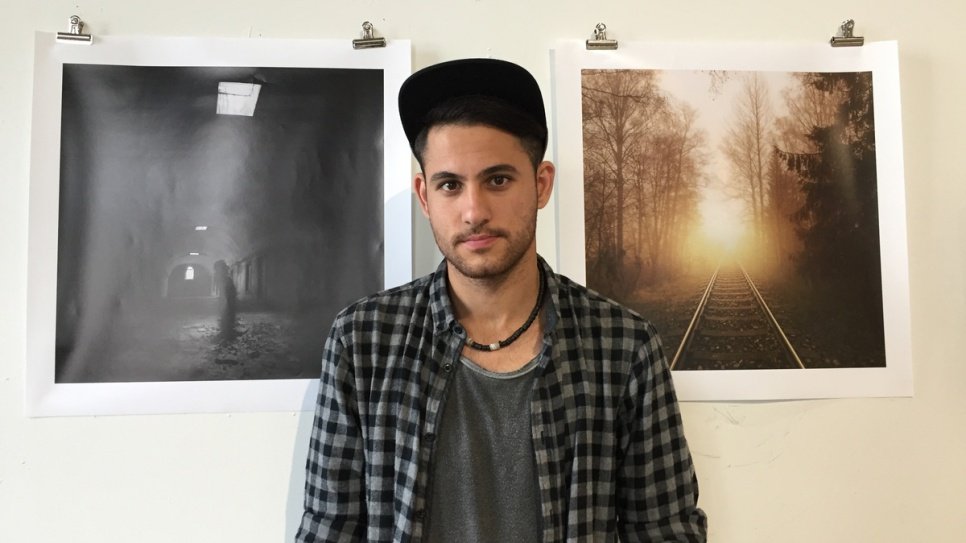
[297, 257, 707, 542]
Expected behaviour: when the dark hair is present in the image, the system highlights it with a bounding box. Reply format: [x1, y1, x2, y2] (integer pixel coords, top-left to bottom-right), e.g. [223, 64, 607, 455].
[412, 95, 548, 171]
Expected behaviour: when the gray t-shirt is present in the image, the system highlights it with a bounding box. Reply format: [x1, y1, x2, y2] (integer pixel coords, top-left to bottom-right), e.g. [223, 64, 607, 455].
[424, 355, 542, 543]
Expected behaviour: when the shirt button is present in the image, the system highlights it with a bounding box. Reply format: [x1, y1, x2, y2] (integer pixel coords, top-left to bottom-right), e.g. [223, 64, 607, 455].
[424, 432, 436, 443]
[453, 325, 464, 335]
[443, 362, 454, 372]
[415, 509, 425, 521]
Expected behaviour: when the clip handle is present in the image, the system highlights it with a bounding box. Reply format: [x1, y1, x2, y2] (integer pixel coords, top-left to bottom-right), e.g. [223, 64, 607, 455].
[353, 21, 387, 49]
[586, 23, 618, 50]
[56, 14, 93, 44]
[830, 19, 864, 47]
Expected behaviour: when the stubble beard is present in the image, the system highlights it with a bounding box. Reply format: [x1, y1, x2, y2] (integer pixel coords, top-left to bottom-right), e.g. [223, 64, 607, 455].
[432, 210, 537, 282]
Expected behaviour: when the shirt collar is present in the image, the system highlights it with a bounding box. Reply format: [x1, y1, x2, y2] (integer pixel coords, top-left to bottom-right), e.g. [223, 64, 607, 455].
[428, 256, 562, 336]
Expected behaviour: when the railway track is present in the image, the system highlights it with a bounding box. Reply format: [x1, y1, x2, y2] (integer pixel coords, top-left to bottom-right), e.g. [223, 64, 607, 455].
[669, 263, 805, 371]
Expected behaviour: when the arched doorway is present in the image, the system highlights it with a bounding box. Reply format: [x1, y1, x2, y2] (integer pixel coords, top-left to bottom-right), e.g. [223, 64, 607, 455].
[166, 263, 213, 298]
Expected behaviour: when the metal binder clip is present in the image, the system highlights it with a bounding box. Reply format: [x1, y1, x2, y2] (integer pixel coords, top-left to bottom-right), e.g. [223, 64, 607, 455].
[586, 23, 618, 50]
[352, 21, 386, 49]
[830, 19, 864, 47]
[55, 15, 93, 44]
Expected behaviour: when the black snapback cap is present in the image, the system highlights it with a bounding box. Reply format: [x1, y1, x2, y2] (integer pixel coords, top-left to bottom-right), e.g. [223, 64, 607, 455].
[398, 58, 547, 152]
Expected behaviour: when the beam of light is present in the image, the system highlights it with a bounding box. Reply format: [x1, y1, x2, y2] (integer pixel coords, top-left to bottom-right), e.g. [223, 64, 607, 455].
[698, 189, 747, 255]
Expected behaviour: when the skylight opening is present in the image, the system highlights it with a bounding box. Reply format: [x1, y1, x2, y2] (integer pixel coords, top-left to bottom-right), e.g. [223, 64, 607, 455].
[216, 82, 261, 117]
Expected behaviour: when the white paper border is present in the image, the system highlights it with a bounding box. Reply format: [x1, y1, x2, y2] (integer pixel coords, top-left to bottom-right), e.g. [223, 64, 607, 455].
[551, 40, 912, 400]
[26, 33, 412, 416]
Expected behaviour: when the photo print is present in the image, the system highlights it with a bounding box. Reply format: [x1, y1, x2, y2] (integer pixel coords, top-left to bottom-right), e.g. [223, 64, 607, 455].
[57, 64, 385, 384]
[27, 35, 412, 415]
[553, 41, 911, 400]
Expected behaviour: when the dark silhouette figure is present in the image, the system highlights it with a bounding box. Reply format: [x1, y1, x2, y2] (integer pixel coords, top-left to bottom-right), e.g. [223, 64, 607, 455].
[213, 260, 238, 343]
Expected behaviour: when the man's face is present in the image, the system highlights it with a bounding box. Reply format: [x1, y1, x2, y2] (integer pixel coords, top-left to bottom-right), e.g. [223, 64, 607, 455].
[414, 124, 554, 281]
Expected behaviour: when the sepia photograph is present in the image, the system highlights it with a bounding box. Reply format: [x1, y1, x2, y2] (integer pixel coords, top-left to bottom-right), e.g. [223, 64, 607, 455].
[581, 68, 883, 371]
[553, 41, 911, 400]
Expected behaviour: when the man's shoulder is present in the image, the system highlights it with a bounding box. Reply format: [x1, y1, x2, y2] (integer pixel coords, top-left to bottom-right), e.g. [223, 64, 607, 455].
[333, 272, 436, 326]
[551, 271, 645, 322]
[550, 271, 658, 340]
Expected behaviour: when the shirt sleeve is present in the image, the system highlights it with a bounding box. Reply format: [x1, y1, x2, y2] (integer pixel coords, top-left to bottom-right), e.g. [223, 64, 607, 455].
[295, 318, 367, 543]
[616, 327, 708, 542]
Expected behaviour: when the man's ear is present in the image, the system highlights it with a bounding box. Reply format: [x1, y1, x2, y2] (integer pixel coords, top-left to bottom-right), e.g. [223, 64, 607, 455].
[414, 172, 430, 218]
[535, 160, 555, 210]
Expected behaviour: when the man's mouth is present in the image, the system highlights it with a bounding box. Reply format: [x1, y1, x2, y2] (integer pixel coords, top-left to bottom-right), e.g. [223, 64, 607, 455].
[456, 230, 504, 250]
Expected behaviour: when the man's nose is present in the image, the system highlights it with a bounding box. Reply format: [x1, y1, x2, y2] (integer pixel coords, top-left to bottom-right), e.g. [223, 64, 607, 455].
[461, 183, 492, 225]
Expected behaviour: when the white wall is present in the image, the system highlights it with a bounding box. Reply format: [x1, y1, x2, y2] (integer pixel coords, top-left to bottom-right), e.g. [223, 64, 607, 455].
[2, 1, 964, 541]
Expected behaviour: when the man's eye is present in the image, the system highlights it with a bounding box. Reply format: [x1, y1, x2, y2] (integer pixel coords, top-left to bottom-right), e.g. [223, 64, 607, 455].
[439, 181, 460, 192]
[490, 176, 510, 187]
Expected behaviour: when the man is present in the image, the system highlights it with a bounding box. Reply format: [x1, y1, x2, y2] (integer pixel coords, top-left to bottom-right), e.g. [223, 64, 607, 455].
[297, 58, 707, 542]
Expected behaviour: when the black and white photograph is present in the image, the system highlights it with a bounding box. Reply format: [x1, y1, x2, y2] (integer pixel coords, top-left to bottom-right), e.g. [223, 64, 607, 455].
[57, 63, 385, 383]
[26, 35, 412, 415]
[553, 41, 912, 400]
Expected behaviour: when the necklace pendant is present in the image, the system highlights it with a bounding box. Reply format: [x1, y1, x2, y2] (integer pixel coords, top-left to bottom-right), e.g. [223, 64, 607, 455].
[458, 268, 546, 354]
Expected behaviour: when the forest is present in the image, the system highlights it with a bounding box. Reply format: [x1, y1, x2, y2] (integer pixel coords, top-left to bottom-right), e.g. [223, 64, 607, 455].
[581, 68, 886, 368]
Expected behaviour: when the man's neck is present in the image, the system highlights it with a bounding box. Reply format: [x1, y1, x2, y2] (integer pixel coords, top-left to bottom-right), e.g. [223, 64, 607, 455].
[446, 253, 541, 336]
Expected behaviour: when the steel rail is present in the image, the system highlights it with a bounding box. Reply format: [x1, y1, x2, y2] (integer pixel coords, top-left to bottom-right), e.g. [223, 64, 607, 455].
[739, 265, 806, 369]
[669, 264, 719, 370]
